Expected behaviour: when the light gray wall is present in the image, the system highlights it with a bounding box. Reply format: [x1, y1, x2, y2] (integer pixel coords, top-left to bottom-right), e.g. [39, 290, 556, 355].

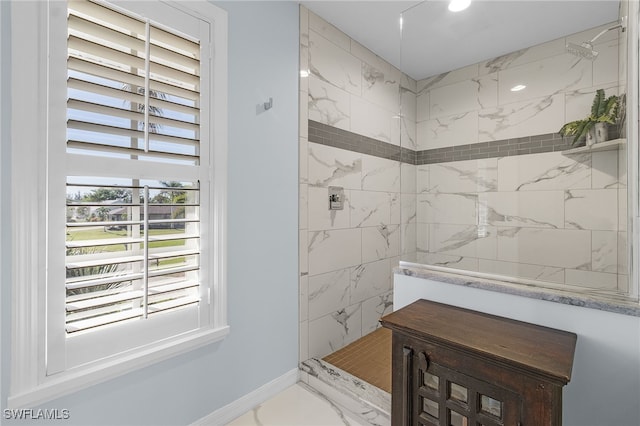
[0, 2, 299, 425]
[394, 275, 640, 426]
[1, 0, 12, 421]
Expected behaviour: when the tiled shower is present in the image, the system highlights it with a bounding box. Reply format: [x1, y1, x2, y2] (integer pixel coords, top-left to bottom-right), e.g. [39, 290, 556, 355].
[299, 5, 628, 362]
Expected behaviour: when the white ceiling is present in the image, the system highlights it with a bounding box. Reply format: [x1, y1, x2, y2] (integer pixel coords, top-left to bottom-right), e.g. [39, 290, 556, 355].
[302, 0, 621, 80]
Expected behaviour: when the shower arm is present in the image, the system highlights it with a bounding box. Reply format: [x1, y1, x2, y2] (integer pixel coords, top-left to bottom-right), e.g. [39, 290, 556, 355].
[588, 18, 627, 44]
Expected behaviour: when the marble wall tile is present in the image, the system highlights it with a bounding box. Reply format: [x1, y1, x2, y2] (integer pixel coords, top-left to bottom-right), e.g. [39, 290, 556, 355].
[401, 194, 417, 225]
[564, 83, 618, 123]
[619, 188, 627, 232]
[300, 137, 308, 184]
[479, 94, 565, 142]
[300, 319, 309, 362]
[618, 141, 627, 188]
[308, 304, 362, 359]
[477, 191, 565, 229]
[361, 62, 400, 113]
[592, 231, 618, 273]
[308, 11, 350, 51]
[416, 165, 430, 194]
[430, 79, 482, 119]
[618, 274, 629, 294]
[417, 63, 479, 93]
[362, 225, 400, 263]
[309, 30, 361, 96]
[390, 192, 401, 225]
[565, 189, 618, 231]
[350, 96, 394, 144]
[308, 229, 362, 276]
[429, 158, 498, 193]
[565, 269, 618, 290]
[429, 224, 497, 259]
[350, 190, 391, 228]
[592, 150, 619, 189]
[402, 223, 417, 256]
[401, 163, 416, 194]
[416, 252, 479, 272]
[618, 231, 627, 275]
[479, 39, 565, 75]
[308, 268, 351, 321]
[308, 186, 350, 231]
[401, 72, 417, 93]
[351, 39, 391, 76]
[498, 55, 592, 105]
[300, 184, 308, 230]
[416, 223, 429, 253]
[361, 291, 393, 335]
[308, 75, 351, 131]
[350, 259, 392, 304]
[418, 193, 477, 225]
[497, 151, 590, 192]
[300, 85, 309, 135]
[401, 88, 417, 150]
[594, 39, 620, 87]
[417, 91, 430, 122]
[418, 111, 479, 150]
[300, 275, 309, 323]
[300, 230, 308, 275]
[401, 114, 417, 151]
[390, 114, 402, 147]
[308, 143, 362, 190]
[475, 73, 498, 109]
[300, 6, 309, 47]
[496, 227, 591, 269]
[361, 154, 400, 192]
[478, 259, 565, 284]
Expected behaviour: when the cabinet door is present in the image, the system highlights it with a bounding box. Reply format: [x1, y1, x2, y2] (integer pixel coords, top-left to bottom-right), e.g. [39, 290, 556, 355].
[412, 351, 522, 426]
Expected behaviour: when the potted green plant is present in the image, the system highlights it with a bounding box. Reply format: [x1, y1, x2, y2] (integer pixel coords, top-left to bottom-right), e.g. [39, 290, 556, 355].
[559, 89, 619, 147]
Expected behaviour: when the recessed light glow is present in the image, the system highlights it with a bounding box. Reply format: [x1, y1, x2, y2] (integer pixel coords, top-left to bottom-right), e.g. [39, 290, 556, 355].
[510, 84, 527, 92]
[300, 69, 310, 78]
[449, 0, 471, 12]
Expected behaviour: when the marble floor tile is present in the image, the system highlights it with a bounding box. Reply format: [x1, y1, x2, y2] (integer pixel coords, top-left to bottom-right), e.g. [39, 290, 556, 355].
[227, 383, 369, 426]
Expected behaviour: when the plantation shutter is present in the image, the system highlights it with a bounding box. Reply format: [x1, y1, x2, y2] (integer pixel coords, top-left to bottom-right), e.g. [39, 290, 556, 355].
[65, 0, 203, 334]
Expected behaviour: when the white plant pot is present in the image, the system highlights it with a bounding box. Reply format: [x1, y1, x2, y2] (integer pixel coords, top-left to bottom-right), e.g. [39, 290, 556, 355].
[595, 122, 609, 143]
[586, 126, 596, 147]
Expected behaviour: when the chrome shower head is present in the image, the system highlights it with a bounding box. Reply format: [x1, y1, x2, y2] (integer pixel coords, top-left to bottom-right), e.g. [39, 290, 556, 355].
[565, 19, 626, 61]
[566, 41, 599, 61]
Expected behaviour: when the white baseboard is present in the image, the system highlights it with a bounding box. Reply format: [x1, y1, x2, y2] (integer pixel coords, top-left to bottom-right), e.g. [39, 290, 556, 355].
[191, 368, 300, 425]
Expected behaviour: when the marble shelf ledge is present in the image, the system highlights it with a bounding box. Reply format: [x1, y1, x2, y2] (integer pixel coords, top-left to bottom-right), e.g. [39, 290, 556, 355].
[395, 264, 640, 317]
[561, 138, 626, 155]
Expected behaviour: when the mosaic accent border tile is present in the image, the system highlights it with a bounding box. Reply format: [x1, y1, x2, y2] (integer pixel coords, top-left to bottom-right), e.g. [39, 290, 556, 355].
[309, 120, 620, 165]
[308, 120, 412, 164]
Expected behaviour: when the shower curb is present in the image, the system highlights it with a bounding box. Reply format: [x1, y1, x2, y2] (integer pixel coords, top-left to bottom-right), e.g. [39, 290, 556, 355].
[300, 358, 391, 426]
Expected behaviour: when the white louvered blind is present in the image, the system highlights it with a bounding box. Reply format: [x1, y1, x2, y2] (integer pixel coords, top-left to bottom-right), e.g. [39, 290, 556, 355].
[65, 0, 203, 334]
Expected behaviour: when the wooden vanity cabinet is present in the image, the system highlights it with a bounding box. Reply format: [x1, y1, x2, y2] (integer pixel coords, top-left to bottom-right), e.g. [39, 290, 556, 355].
[380, 299, 577, 426]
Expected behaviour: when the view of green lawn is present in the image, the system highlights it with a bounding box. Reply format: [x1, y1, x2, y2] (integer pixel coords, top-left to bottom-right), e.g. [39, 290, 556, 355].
[67, 227, 190, 266]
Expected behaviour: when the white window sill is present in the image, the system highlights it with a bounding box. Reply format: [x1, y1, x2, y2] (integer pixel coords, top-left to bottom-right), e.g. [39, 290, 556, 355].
[8, 325, 230, 409]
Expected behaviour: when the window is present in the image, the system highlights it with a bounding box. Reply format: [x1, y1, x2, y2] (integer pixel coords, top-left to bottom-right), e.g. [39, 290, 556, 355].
[9, 0, 228, 407]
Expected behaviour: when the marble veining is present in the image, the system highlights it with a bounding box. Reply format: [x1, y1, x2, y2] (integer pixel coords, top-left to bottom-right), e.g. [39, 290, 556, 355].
[479, 94, 561, 142]
[309, 78, 350, 129]
[481, 48, 528, 74]
[430, 162, 498, 193]
[301, 358, 391, 419]
[396, 264, 640, 317]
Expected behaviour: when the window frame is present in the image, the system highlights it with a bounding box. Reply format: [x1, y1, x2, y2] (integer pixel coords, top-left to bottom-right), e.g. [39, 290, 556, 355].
[8, 0, 228, 408]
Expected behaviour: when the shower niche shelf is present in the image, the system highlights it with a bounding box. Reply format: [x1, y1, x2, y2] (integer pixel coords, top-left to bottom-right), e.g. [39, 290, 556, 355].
[561, 137, 625, 155]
